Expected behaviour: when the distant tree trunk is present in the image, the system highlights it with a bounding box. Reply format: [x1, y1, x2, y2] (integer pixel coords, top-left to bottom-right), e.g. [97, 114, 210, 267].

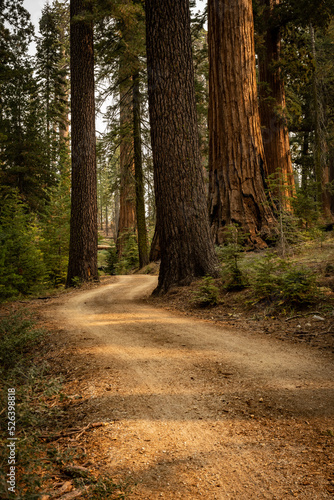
[258, 0, 295, 208]
[59, 78, 70, 142]
[66, 0, 98, 286]
[133, 69, 149, 268]
[116, 69, 136, 257]
[149, 225, 160, 262]
[330, 151, 334, 216]
[59, 44, 70, 143]
[208, 0, 276, 247]
[114, 190, 120, 241]
[301, 130, 310, 192]
[105, 205, 109, 236]
[310, 24, 332, 220]
[145, 0, 219, 294]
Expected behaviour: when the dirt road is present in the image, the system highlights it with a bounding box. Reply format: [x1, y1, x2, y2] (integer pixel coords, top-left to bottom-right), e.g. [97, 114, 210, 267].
[45, 275, 334, 499]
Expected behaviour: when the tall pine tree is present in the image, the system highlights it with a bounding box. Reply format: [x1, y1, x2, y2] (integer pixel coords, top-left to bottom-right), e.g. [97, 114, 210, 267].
[66, 0, 98, 286]
[145, 0, 219, 293]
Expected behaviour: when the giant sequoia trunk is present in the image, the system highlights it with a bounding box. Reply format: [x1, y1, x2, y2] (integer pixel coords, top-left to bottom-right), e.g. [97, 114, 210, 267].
[258, 0, 295, 208]
[145, 0, 219, 294]
[116, 72, 136, 257]
[66, 0, 98, 286]
[208, 0, 276, 247]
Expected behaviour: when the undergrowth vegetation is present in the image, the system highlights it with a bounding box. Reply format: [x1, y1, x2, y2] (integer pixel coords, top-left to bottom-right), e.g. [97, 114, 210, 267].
[0, 310, 130, 499]
[191, 225, 333, 313]
[105, 233, 139, 275]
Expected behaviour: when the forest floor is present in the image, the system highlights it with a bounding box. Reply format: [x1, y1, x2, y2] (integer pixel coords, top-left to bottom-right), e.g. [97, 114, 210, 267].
[21, 269, 334, 499]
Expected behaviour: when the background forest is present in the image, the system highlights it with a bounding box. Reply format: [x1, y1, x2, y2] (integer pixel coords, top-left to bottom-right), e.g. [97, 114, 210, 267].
[0, 0, 334, 303]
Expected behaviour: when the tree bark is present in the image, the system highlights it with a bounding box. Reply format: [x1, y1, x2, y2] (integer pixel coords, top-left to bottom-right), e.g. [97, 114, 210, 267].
[310, 24, 332, 220]
[258, 0, 295, 209]
[116, 69, 136, 257]
[66, 0, 98, 286]
[149, 225, 160, 262]
[145, 0, 219, 294]
[208, 0, 276, 247]
[133, 69, 149, 268]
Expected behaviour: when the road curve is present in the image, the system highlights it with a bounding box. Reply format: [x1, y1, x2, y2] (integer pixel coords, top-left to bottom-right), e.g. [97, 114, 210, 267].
[55, 275, 334, 499]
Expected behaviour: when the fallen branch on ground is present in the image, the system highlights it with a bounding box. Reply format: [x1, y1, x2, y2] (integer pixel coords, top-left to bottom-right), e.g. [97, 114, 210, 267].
[39, 422, 109, 441]
[285, 311, 322, 321]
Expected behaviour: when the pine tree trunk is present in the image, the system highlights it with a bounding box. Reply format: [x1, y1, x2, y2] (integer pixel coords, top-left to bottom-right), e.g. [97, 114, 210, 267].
[208, 0, 276, 247]
[258, 0, 295, 208]
[133, 69, 149, 268]
[66, 0, 98, 286]
[116, 66, 136, 257]
[149, 225, 160, 262]
[146, 0, 219, 294]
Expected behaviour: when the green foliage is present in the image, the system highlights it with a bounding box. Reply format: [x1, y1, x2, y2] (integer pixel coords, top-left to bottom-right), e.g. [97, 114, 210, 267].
[105, 245, 118, 275]
[117, 233, 139, 274]
[120, 233, 139, 268]
[250, 252, 283, 302]
[79, 474, 132, 499]
[106, 234, 140, 275]
[70, 276, 82, 288]
[292, 186, 320, 228]
[0, 188, 47, 300]
[216, 225, 248, 291]
[39, 177, 71, 286]
[249, 252, 320, 307]
[280, 266, 319, 305]
[191, 276, 220, 307]
[0, 0, 57, 213]
[0, 310, 43, 372]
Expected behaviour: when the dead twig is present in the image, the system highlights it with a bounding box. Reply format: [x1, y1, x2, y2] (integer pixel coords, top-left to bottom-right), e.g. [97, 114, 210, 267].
[285, 311, 323, 322]
[39, 422, 109, 441]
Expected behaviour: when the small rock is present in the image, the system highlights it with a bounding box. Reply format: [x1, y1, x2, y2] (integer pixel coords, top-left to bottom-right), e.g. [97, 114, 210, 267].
[313, 315, 325, 321]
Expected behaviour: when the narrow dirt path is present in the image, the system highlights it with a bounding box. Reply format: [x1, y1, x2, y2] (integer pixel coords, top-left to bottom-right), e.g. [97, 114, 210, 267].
[43, 275, 334, 499]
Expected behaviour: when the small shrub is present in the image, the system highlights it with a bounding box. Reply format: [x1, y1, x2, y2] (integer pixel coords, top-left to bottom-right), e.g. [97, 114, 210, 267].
[279, 266, 319, 305]
[71, 276, 82, 288]
[216, 225, 248, 291]
[107, 233, 139, 275]
[249, 252, 320, 308]
[250, 252, 283, 302]
[191, 276, 220, 307]
[121, 233, 139, 269]
[292, 188, 320, 228]
[105, 246, 118, 275]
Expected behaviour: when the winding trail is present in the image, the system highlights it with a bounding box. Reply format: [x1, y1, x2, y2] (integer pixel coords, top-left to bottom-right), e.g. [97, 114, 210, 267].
[47, 275, 334, 499]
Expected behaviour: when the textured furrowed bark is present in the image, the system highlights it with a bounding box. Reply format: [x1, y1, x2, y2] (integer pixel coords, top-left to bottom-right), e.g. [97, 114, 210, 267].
[208, 0, 276, 247]
[117, 71, 136, 257]
[66, 0, 98, 286]
[258, 0, 295, 209]
[146, 0, 219, 294]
